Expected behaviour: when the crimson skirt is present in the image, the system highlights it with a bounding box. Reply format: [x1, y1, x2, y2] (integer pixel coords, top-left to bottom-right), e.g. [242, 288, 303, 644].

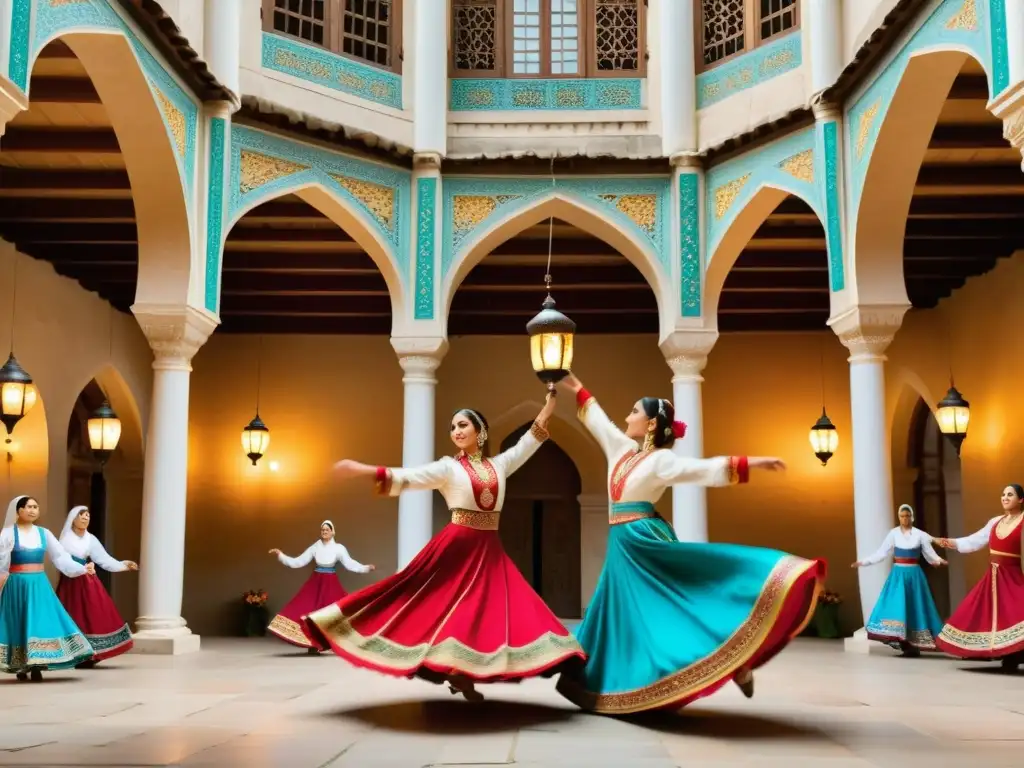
[936, 558, 1024, 658]
[55, 574, 133, 662]
[268, 569, 348, 649]
[304, 523, 585, 683]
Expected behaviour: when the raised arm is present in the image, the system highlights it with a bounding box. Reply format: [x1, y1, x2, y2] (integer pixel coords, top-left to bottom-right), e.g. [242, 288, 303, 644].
[939, 517, 1000, 554]
[44, 528, 88, 578]
[856, 529, 895, 567]
[277, 543, 316, 569]
[332, 457, 453, 497]
[559, 376, 636, 460]
[333, 542, 372, 574]
[87, 534, 129, 573]
[652, 450, 750, 487]
[492, 394, 555, 477]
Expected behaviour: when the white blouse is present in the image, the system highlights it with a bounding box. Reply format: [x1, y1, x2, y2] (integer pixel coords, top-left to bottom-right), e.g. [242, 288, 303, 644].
[860, 526, 942, 565]
[380, 425, 546, 511]
[577, 395, 740, 516]
[59, 530, 127, 573]
[953, 515, 1019, 554]
[278, 539, 370, 573]
[0, 525, 88, 578]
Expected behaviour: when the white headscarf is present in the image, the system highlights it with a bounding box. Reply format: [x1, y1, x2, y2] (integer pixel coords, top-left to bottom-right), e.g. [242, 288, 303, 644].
[321, 520, 335, 540]
[898, 504, 915, 523]
[3, 495, 29, 531]
[61, 506, 88, 540]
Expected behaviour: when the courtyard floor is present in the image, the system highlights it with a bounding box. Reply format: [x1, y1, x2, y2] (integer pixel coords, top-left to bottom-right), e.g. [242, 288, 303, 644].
[0, 638, 1021, 766]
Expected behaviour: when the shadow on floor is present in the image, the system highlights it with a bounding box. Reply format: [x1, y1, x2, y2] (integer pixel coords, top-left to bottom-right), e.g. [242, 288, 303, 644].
[622, 708, 822, 740]
[325, 698, 576, 734]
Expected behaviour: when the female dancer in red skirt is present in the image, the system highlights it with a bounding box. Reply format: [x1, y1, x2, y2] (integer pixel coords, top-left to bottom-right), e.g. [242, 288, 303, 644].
[304, 393, 585, 701]
[56, 506, 137, 666]
[268, 520, 375, 653]
[934, 483, 1024, 671]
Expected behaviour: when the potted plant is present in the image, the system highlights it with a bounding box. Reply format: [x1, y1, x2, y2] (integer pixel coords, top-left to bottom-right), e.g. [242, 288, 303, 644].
[243, 589, 269, 637]
[814, 589, 843, 638]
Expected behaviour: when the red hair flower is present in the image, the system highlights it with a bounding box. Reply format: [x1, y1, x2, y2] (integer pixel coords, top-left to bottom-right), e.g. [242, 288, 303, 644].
[672, 421, 687, 439]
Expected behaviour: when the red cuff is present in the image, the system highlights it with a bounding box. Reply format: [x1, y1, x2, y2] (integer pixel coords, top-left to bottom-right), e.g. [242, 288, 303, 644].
[374, 466, 392, 495]
[576, 388, 593, 409]
[737, 456, 749, 484]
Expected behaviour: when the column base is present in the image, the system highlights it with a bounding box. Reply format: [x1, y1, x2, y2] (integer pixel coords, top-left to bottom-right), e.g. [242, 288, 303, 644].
[130, 621, 201, 655]
[843, 627, 890, 656]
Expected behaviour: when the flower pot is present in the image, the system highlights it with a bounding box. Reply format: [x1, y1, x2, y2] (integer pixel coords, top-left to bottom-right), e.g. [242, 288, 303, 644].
[244, 604, 269, 637]
[814, 602, 841, 639]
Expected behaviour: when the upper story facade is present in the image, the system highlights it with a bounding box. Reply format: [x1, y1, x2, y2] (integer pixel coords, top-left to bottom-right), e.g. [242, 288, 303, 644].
[148, 0, 910, 160]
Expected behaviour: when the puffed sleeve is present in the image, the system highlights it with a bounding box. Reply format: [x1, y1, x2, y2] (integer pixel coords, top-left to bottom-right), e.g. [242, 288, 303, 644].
[333, 542, 371, 573]
[44, 528, 87, 578]
[491, 422, 548, 478]
[0, 528, 12, 577]
[87, 533, 128, 573]
[277, 543, 316, 569]
[917, 529, 943, 565]
[859, 528, 896, 566]
[953, 517, 1000, 554]
[652, 450, 749, 487]
[575, 388, 639, 461]
[375, 458, 452, 497]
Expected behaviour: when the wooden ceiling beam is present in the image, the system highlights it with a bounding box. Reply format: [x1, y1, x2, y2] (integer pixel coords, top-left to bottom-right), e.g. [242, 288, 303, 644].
[27, 76, 101, 104]
[929, 124, 1007, 149]
[0, 198, 136, 220]
[0, 168, 131, 190]
[916, 164, 1024, 186]
[1, 127, 121, 153]
[0, 222, 137, 243]
[946, 73, 990, 100]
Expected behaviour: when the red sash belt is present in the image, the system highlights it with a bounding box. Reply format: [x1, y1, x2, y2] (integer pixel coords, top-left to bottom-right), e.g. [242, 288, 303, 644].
[893, 557, 918, 565]
[9, 563, 43, 573]
[990, 549, 1021, 563]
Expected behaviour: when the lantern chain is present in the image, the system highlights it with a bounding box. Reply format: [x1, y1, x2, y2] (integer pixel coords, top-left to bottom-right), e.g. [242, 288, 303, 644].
[8, 253, 17, 353]
[256, 335, 263, 415]
[545, 157, 556, 291]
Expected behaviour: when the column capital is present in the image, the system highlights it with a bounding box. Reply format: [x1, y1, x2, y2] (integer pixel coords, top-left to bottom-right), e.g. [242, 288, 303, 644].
[669, 152, 702, 170]
[811, 98, 841, 122]
[992, 83, 1024, 170]
[204, 100, 236, 120]
[413, 152, 443, 172]
[392, 335, 448, 381]
[0, 74, 28, 137]
[659, 330, 719, 381]
[828, 303, 909, 360]
[131, 303, 219, 370]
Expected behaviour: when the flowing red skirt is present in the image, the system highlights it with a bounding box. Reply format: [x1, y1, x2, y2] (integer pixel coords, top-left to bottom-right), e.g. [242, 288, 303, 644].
[936, 560, 1024, 658]
[55, 574, 133, 662]
[268, 570, 349, 649]
[304, 523, 585, 683]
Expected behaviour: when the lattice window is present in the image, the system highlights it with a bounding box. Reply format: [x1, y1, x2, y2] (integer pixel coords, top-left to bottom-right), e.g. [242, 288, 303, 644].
[699, 0, 800, 70]
[261, 0, 402, 72]
[453, 0, 501, 72]
[450, 0, 645, 79]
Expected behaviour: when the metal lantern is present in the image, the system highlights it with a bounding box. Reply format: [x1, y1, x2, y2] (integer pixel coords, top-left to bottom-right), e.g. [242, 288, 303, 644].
[525, 293, 576, 390]
[935, 385, 970, 456]
[0, 353, 38, 436]
[809, 407, 839, 466]
[87, 400, 122, 465]
[241, 413, 270, 466]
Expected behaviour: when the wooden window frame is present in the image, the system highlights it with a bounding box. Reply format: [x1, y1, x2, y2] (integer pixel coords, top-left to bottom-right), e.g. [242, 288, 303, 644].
[450, 0, 646, 79]
[261, 0, 404, 74]
[695, 0, 800, 74]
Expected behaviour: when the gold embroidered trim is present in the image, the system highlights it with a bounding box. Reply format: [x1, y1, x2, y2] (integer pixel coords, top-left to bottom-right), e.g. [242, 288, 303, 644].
[726, 456, 742, 485]
[530, 421, 550, 442]
[991, 550, 1021, 558]
[610, 511, 657, 526]
[450, 509, 500, 531]
[557, 555, 822, 713]
[577, 396, 596, 419]
[268, 614, 314, 648]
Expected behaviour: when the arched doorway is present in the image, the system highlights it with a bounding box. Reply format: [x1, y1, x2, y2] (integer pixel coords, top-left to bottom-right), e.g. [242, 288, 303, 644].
[907, 397, 965, 617]
[499, 423, 582, 619]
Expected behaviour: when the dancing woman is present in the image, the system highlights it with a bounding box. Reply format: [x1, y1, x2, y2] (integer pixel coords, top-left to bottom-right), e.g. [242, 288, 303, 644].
[0, 496, 94, 680]
[933, 483, 1024, 671]
[853, 504, 946, 656]
[553, 375, 825, 715]
[56, 506, 138, 667]
[304, 393, 584, 701]
[268, 520, 375, 653]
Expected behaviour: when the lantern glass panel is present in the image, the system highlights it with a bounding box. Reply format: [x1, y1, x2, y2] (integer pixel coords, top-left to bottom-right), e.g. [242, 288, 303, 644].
[1, 381, 36, 417]
[936, 404, 970, 436]
[87, 415, 122, 452]
[530, 331, 574, 372]
[809, 426, 839, 455]
[242, 427, 270, 456]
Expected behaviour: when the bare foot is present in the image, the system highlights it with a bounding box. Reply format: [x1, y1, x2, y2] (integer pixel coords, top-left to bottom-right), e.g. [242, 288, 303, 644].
[447, 674, 485, 702]
[734, 666, 754, 698]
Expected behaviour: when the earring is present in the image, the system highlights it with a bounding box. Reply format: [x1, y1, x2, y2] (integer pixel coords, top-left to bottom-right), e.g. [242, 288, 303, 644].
[477, 430, 487, 448]
[642, 428, 655, 453]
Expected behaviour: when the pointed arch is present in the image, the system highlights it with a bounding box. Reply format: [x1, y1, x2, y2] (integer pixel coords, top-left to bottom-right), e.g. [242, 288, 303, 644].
[225, 183, 408, 329]
[889, 367, 939, 468]
[443, 192, 669, 337]
[73, 363, 147, 466]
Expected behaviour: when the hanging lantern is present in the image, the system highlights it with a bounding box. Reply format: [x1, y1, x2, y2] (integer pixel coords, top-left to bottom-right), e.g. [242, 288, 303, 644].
[809, 407, 839, 466]
[0, 353, 37, 437]
[241, 413, 270, 466]
[526, 293, 576, 391]
[935, 385, 970, 456]
[87, 400, 122, 465]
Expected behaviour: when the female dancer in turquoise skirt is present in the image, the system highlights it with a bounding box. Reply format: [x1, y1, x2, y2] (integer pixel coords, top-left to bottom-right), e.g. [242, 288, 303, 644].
[853, 504, 946, 656]
[554, 375, 826, 715]
[0, 495, 94, 680]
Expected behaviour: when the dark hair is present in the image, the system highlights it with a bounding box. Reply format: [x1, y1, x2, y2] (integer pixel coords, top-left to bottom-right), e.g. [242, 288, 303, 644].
[640, 398, 676, 449]
[15, 496, 35, 513]
[452, 408, 489, 435]
[1008, 484, 1024, 503]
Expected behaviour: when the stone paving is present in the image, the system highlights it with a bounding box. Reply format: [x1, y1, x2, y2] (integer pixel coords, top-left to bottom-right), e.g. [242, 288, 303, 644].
[0, 638, 1021, 766]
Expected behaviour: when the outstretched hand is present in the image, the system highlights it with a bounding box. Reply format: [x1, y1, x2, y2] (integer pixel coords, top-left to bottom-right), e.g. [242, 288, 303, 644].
[122, 560, 139, 571]
[333, 459, 361, 479]
[932, 558, 948, 567]
[850, 560, 861, 568]
[268, 548, 282, 557]
[558, 372, 583, 394]
[933, 537, 954, 550]
[537, 391, 557, 429]
[750, 457, 786, 472]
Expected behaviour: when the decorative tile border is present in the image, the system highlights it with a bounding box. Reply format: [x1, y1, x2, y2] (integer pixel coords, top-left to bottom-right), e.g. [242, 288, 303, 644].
[227, 124, 411, 280]
[205, 117, 227, 314]
[8, 0, 33, 92]
[696, 32, 802, 110]
[449, 78, 643, 111]
[440, 176, 671, 283]
[414, 176, 438, 321]
[679, 172, 701, 317]
[24, 0, 199, 200]
[261, 33, 402, 111]
[818, 120, 845, 292]
[990, 0, 1009, 95]
[847, 0, 993, 212]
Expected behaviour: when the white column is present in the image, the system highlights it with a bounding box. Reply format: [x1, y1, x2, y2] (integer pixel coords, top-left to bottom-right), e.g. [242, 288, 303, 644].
[829, 305, 907, 647]
[578, 493, 610, 610]
[392, 341, 447, 568]
[660, 331, 718, 540]
[808, 0, 843, 95]
[203, 0, 242, 99]
[658, 0, 697, 155]
[1005, 0, 1024, 89]
[412, 0, 447, 156]
[130, 304, 217, 654]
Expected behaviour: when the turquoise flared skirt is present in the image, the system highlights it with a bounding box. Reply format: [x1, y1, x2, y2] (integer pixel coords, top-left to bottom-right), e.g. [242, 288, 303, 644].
[556, 515, 825, 714]
[0, 571, 94, 673]
[865, 564, 944, 650]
